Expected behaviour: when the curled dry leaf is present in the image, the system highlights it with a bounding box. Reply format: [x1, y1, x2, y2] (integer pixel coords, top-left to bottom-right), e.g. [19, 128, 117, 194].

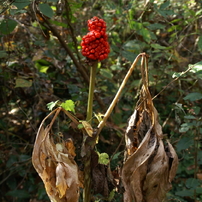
[32, 108, 81, 202]
[122, 65, 178, 202]
[122, 104, 178, 202]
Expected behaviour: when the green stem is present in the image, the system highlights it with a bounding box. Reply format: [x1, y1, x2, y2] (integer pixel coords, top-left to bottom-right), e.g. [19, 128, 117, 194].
[83, 61, 98, 202]
[86, 61, 98, 123]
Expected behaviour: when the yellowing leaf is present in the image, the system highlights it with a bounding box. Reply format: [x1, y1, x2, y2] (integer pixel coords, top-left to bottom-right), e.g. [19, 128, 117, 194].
[94, 112, 104, 123]
[32, 49, 44, 61]
[15, 78, 32, 88]
[4, 41, 16, 51]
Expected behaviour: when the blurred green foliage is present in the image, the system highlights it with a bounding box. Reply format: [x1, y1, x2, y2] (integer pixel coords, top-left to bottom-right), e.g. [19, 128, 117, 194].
[0, 0, 202, 201]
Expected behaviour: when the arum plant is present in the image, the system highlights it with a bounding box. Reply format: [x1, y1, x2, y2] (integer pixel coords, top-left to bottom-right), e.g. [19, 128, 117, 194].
[32, 16, 178, 202]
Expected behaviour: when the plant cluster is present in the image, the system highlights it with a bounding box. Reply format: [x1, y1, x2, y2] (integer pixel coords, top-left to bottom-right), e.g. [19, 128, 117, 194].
[0, 0, 202, 202]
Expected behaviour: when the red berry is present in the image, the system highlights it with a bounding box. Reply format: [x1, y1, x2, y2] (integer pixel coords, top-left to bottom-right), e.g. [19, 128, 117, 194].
[81, 16, 110, 61]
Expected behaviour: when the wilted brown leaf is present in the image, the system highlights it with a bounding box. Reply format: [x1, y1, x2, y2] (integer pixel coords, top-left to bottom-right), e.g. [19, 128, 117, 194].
[32, 108, 81, 202]
[122, 57, 178, 202]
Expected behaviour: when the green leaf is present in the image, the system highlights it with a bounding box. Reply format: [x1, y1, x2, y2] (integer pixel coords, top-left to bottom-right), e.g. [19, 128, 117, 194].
[198, 36, 202, 51]
[0, 19, 18, 34]
[10, 9, 27, 15]
[38, 66, 49, 73]
[174, 103, 185, 114]
[147, 23, 165, 30]
[190, 61, 202, 75]
[19, 154, 30, 161]
[124, 40, 141, 52]
[35, 60, 50, 73]
[47, 100, 59, 111]
[172, 72, 184, 78]
[78, 124, 84, 129]
[175, 189, 194, 197]
[108, 189, 115, 201]
[151, 43, 167, 50]
[193, 106, 200, 115]
[60, 100, 75, 113]
[195, 9, 202, 16]
[184, 115, 196, 120]
[158, 9, 174, 17]
[6, 154, 18, 168]
[15, 78, 32, 88]
[100, 69, 113, 79]
[6, 190, 30, 198]
[196, 187, 202, 194]
[6, 177, 17, 190]
[160, 1, 170, 10]
[122, 50, 137, 62]
[183, 92, 202, 101]
[176, 136, 194, 152]
[0, 50, 8, 58]
[111, 151, 122, 161]
[186, 178, 200, 189]
[98, 152, 109, 165]
[13, 0, 30, 9]
[138, 28, 151, 43]
[110, 64, 122, 71]
[179, 123, 191, 133]
[39, 4, 54, 18]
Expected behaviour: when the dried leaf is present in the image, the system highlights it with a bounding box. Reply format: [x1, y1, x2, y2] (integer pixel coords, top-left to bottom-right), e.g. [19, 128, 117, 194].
[122, 60, 178, 202]
[65, 139, 76, 157]
[81, 121, 93, 137]
[32, 108, 81, 202]
[122, 125, 157, 202]
[122, 105, 178, 202]
[56, 163, 68, 198]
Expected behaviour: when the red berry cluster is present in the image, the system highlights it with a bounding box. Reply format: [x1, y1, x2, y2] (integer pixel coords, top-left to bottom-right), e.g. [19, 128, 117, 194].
[81, 16, 110, 61]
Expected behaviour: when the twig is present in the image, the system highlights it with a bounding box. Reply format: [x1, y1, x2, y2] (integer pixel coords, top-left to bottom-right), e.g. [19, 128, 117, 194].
[8, 17, 36, 40]
[64, 0, 80, 59]
[37, 13, 90, 84]
[0, 0, 15, 15]
[152, 65, 193, 100]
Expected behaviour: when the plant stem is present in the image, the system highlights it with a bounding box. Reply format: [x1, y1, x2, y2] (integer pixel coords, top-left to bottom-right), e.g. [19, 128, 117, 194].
[97, 53, 145, 136]
[83, 61, 98, 202]
[86, 61, 98, 123]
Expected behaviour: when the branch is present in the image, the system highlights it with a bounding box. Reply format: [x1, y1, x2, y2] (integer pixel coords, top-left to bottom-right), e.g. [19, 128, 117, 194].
[38, 13, 89, 84]
[64, 0, 80, 59]
[152, 65, 193, 100]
